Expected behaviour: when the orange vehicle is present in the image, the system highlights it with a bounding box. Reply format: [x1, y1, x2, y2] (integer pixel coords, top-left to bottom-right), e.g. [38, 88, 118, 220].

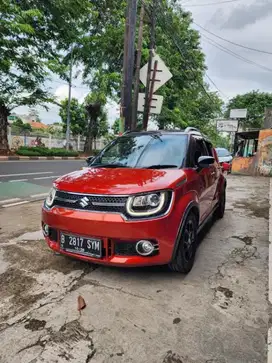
[42, 128, 226, 273]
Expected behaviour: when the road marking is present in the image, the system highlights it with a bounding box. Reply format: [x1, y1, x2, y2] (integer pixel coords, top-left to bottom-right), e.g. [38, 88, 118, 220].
[33, 175, 60, 180]
[0, 198, 22, 205]
[0, 171, 53, 178]
[268, 178, 272, 363]
[2, 201, 30, 208]
[30, 193, 48, 198]
[9, 179, 28, 182]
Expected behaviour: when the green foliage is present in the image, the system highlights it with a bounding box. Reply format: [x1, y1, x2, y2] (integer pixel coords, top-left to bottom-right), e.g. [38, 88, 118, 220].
[225, 90, 272, 129]
[11, 118, 32, 133]
[0, 0, 92, 152]
[17, 146, 79, 157]
[59, 98, 87, 135]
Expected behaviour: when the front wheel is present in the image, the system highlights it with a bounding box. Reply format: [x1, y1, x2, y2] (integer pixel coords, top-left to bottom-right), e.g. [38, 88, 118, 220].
[168, 213, 198, 274]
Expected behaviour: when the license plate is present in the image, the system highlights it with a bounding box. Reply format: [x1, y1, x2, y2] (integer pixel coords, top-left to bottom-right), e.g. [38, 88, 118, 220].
[60, 233, 102, 258]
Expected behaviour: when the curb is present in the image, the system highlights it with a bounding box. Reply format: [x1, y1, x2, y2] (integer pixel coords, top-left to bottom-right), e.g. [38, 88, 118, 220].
[0, 156, 87, 161]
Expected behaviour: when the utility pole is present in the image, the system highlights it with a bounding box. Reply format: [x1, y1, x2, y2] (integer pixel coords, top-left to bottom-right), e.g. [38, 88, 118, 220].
[66, 46, 73, 150]
[122, 0, 138, 132]
[131, 3, 145, 131]
[143, 0, 157, 130]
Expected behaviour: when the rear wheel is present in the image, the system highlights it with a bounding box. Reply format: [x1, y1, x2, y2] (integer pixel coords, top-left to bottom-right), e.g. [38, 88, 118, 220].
[215, 187, 226, 219]
[168, 213, 198, 273]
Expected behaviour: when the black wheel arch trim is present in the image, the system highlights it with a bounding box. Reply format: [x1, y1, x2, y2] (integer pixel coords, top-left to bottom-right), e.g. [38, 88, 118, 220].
[171, 201, 199, 260]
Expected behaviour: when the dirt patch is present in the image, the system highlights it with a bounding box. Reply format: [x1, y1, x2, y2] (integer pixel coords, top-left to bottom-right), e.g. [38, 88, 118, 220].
[3, 241, 95, 275]
[25, 319, 46, 331]
[163, 351, 184, 363]
[232, 236, 253, 245]
[233, 199, 269, 219]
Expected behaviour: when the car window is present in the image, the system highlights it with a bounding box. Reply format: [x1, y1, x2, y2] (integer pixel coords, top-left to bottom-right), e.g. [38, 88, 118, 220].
[205, 141, 213, 157]
[216, 148, 230, 157]
[188, 137, 209, 167]
[92, 134, 189, 169]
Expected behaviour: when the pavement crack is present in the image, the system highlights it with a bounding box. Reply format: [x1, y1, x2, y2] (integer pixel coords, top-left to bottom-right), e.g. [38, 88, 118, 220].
[84, 279, 153, 301]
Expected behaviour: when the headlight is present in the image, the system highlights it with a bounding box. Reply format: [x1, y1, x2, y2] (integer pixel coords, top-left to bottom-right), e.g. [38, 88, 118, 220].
[45, 187, 56, 207]
[126, 191, 171, 217]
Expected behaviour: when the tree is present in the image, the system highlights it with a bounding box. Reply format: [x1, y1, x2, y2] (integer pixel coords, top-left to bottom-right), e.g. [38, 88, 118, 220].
[0, 0, 92, 154]
[84, 92, 107, 153]
[225, 90, 272, 129]
[11, 118, 32, 134]
[59, 98, 87, 136]
[75, 0, 223, 131]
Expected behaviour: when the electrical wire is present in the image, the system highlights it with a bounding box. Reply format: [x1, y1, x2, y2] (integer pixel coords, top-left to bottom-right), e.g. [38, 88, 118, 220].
[200, 32, 272, 73]
[183, 0, 241, 7]
[155, 3, 227, 106]
[194, 21, 272, 55]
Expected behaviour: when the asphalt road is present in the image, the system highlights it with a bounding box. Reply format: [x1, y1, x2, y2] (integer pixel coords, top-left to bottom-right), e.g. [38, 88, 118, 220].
[0, 175, 269, 363]
[0, 160, 84, 204]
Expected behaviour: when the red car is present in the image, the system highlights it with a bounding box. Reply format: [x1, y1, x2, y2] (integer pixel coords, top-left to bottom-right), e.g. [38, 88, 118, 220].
[42, 128, 226, 273]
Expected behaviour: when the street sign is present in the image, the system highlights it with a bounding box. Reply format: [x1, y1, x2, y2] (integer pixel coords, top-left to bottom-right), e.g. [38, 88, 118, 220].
[138, 93, 163, 114]
[216, 119, 239, 132]
[140, 54, 173, 93]
[230, 108, 247, 119]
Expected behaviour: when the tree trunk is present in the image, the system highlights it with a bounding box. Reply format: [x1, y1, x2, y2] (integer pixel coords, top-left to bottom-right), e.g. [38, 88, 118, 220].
[84, 117, 94, 154]
[0, 105, 9, 155]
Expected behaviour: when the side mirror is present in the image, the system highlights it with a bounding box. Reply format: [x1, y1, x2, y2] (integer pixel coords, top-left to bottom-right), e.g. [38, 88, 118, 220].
[86, 156, 94, 165]
[198, 156, 215, 169]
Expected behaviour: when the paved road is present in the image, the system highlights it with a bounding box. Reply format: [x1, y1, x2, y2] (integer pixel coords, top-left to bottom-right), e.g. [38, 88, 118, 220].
[0, 175, 270, 363]
[0, 160, 84, 205]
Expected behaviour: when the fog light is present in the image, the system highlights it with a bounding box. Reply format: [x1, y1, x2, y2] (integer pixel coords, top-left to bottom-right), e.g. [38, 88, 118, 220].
[136, 240, 155, 256]
[43, 224, 49, 237]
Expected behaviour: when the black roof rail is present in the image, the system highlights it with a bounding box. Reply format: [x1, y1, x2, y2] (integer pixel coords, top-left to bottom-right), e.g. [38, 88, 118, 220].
[184, 127, 200, 133]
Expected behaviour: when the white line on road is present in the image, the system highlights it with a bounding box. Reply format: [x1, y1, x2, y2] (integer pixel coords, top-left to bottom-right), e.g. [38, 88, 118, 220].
[33, 175, 60, 180]
[2, 201, 30, 208]
[30, 193, 48, 198]
[0, 171, 53, 178]
[268, 178, 272, 363]
[0, 198, 22, 205]
[9, 179, 28, 182]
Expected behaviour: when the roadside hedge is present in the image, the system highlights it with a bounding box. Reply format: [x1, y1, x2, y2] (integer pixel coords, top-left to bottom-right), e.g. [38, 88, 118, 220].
[16, 146, 79, 157]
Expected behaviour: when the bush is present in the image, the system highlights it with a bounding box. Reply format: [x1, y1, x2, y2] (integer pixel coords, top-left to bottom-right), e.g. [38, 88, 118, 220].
[16, 149, 41, 156]
[16, 146, 79, 157]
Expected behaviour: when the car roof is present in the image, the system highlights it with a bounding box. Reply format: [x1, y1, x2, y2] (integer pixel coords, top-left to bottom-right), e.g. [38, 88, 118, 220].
[216, 147, 229, 151]
[123, 128, 212, 143]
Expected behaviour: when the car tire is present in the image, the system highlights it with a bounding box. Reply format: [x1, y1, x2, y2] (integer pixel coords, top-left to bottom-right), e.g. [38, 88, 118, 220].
[168, 213, 198, 274]
[215, 187, 226, 219]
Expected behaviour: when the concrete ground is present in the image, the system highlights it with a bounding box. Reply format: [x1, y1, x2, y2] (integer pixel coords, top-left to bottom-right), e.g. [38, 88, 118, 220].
[0, 175, 270, 363]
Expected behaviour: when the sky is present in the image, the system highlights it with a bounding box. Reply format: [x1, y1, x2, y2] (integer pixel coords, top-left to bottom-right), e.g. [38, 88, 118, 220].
[14, 0, 272, 125]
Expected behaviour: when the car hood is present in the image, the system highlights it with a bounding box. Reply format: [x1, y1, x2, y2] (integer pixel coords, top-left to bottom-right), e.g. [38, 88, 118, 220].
[54, 167, 186, 195]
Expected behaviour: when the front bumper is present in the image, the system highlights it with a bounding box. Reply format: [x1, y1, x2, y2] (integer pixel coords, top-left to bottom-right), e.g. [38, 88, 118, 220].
[42, 205, 181, 267]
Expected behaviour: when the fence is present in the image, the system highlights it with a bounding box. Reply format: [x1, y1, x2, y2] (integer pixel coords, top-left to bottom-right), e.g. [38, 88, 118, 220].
[7, 128, 107, 152]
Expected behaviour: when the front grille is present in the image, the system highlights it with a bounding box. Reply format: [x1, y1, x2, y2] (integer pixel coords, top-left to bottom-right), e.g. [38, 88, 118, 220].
[53, 190, 128, 213]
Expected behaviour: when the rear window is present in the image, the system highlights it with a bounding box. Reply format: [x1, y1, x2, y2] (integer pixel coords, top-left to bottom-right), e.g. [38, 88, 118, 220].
[216, 148, 230, 157]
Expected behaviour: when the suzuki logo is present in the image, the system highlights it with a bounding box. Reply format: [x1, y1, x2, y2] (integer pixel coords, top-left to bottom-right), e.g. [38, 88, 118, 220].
[79, 197, 89, 208]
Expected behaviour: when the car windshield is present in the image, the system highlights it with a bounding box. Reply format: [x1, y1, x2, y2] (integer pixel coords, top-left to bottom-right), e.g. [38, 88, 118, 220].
[216, 148, 230, 157]
[91, 134, 188, 169]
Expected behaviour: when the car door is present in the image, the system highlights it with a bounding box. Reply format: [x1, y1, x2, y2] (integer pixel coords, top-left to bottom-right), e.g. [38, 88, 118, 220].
[205, 141, 220, 210]
[189, 137, 213, 222]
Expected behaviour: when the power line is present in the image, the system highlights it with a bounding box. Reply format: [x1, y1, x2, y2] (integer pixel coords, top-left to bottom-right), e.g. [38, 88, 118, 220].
[154, 3, 226, 112]
[201, 32, 272, 73]
[205, 72, 229, 100]
[184, 0, 241, 7]
[194, 21, 272, 55]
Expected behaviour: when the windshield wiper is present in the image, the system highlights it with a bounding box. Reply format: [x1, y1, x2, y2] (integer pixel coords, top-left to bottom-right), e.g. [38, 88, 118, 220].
[144, 164, 179, 169]
[91, 163, 130, 168]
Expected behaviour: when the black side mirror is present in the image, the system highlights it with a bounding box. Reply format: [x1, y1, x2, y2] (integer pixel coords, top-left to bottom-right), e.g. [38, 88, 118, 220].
[198, 156, 215, 169]
[86, 156, 94, 165]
